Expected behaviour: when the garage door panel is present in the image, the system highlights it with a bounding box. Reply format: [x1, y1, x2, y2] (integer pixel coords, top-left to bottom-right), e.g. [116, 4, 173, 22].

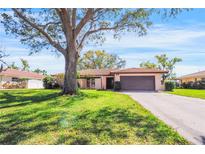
[120, 76, 155, 91]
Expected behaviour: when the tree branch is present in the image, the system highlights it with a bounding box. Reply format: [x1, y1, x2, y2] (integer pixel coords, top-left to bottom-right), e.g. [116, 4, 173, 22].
[40, 21, 61, 30]
[75, 9, 94, 35]
[72, 8, 77, 28]
[12, 9, 66, 55]
[77, 26, 118, 49]
[56, 8, 73, 46]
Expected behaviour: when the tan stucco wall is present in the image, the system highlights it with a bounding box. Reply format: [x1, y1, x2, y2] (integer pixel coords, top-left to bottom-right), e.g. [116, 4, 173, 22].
[114, 73, 164, 91]
[101, 76, 106, 89]
[77, 79, 87, 89]
[95, 78, 102, 89]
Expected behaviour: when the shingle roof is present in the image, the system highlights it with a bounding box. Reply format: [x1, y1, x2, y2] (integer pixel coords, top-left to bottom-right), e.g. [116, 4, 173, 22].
[79, 68, 167, 77]
[0, 68, 45, 80]
[178, 70, 205, 79]
[111, 68, 168, 74]
[79, 69, 117, 77]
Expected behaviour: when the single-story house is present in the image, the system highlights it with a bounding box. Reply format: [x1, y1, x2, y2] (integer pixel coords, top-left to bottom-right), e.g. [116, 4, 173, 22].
[78, 68, 168, 91]
[178, 70, 205, 83]
[0, 68, 45, 89]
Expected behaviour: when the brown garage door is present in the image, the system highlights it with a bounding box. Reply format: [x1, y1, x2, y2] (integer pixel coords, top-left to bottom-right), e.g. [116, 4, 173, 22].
[120, 76, 155, 91]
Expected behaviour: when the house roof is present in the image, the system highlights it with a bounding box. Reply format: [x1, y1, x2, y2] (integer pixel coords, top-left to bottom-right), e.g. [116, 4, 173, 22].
[178, 70, 205, 79]
[0, 68, 45, 80]
[110, 68, 168, 74]
[79, 69, 117, 77]
[79, 68, 167, 77]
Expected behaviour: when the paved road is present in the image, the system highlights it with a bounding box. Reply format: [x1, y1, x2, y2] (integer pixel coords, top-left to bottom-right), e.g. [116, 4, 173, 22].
[122, 91, 205, 144]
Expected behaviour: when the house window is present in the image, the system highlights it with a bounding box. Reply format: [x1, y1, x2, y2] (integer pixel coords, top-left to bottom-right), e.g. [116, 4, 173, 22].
[86, 78, 95, 88]
[12, 77, 19, 82]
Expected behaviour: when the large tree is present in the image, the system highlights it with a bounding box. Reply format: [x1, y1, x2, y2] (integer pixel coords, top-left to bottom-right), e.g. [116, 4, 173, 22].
[78, 50, 126, 70]
[140, 54, 182, 82]
[0, 8, 184, 94]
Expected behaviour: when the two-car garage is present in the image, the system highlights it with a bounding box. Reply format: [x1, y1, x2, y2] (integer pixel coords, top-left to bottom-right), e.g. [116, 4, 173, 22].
[120, 76, 155, 91]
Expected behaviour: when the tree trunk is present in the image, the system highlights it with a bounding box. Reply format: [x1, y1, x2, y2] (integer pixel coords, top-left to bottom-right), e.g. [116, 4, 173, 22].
[62, 47, 78, 95]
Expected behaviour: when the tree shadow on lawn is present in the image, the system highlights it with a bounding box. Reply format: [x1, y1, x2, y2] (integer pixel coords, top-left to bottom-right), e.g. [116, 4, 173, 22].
[0, 90, 100, 109]
[0, 106, 186, 144]
[0, 92, 60, 109]
[0, 90, 102, 144]
[68, 107, 186, 145]
[0, 90, 187, 144]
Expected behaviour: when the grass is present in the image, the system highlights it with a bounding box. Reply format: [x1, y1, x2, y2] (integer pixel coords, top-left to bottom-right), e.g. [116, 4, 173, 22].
[168, 89, 205, 99]
[0, 89, 188, 145]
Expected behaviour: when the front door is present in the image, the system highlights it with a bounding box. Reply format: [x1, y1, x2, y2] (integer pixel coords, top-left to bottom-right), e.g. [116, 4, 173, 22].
[106, 77, 114, 89]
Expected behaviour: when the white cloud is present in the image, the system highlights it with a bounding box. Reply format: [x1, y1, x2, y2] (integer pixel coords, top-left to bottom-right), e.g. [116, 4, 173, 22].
[102, 24, 205, 49]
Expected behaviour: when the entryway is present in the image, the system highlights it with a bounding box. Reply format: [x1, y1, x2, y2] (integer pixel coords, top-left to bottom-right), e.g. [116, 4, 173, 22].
[106, 77, 114, 89]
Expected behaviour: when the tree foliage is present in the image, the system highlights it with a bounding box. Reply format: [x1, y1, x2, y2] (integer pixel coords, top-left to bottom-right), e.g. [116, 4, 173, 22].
[33, 68, 47, 75]
[0, 48, 8, 72]
[140, 54, 182, 82]
[78, 50, 126, 70]
[20, 58, 30, 71]
[8, 62, 19, 70]
[140, 60, 157, 69]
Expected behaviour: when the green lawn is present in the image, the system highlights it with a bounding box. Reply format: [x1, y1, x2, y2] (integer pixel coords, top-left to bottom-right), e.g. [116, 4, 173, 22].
[0, 89, 188, 145]
[168, 89, 205, 99]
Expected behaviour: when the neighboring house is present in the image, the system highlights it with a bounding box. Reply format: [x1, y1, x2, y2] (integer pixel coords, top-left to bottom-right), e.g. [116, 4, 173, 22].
[78, 68, 168, 91]
[178, 70, 205, 83]
[0, 68, 45, 89]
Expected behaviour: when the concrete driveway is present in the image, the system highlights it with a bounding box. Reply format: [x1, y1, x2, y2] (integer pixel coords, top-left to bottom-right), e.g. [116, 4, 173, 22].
[122, 91, 205, 144]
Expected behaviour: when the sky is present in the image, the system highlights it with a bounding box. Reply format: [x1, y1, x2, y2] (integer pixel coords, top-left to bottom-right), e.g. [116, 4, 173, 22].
[1, 9, 205, 76]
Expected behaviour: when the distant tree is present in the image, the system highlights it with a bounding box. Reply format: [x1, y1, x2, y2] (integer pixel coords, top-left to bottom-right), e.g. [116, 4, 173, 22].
[140, 60, 157, 69]
[8, 62, 19, 70]
[0, 49, 8, 72]
[33, 68, 47, 75]
[140, 54, 182, 82]
[78, 50, 126, 70]
[20, 58, 30, 71]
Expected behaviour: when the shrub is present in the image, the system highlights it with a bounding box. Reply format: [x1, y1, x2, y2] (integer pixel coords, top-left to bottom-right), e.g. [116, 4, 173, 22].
[53, 73, 64, 88]
[43, 76, 60, 89]
[114, 81, 121, 91]
[175, 82, 182, 88]
[199, 81, 205, 89]
[165, 81, 175, 91]
[181, 80, 205, 89]
[43, 76, 53, 89]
